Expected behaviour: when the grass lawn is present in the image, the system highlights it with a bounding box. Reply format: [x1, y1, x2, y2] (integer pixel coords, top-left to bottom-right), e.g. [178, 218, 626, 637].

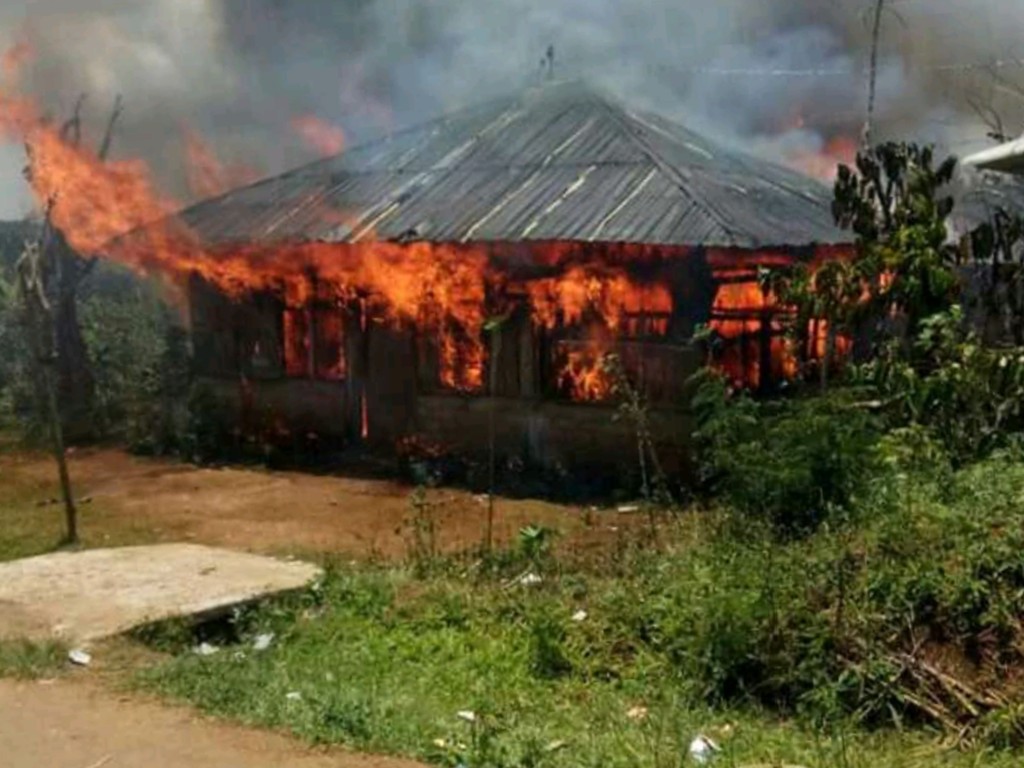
[134, 561, 1018, 768]
[0, 444, 158, 563]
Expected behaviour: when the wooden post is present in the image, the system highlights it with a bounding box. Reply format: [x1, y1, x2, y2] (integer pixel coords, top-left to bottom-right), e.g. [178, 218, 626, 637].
[307, 271, 318, 379]
[758, 308, 773, 395]
[486, 327, 501, 553]
[863, 0, 886, 147]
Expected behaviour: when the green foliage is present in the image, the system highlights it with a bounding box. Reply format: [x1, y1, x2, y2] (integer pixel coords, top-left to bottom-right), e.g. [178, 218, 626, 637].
[967, 207, 1024, 345]
[592, 450, 1024, 738]
[81, 281, 189, 451]
[527, 603, 572, 680]
[833, 142, 959, 338]
[0, 639, 67, 679]
[762, 258, 863, 385]
[134, 517, 1024, 766]
[692, 371, 882, 536]
[517, 524, 556, 567]
[763, 142, 962, 388]
[859, 306, 1024, 463]
[1, 260, 193, 451]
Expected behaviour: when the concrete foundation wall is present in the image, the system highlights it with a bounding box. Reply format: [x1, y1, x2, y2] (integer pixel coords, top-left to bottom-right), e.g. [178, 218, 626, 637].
[200, 378, 351, 438]
[415, 394, 693, 475]
[196, 377, 693, 475]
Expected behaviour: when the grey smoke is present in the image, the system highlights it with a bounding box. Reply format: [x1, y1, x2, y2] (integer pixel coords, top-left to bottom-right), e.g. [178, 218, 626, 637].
[1, 0, 1023, 219]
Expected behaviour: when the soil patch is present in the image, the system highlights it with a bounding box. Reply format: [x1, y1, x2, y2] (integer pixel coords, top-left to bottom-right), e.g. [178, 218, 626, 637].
[0, 677, 426, 768]
[2, 448, 645, 560]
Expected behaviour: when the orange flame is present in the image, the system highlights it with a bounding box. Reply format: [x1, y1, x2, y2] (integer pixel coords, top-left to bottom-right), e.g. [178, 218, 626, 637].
[1, 41, 31, 80]
[527, 265, 672, 333]
[291, 114, 346, 158]
[182, 126, 261, 200]
[528, 266, 673, 401]
[558, 343, 613, 402]
[0, 42, 855, 403]
[787, 135, 858, 182]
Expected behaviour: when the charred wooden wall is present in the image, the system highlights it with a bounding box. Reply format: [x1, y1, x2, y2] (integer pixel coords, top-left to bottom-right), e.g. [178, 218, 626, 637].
[185, 246, 706, 474]
[414, 394, 695, 477]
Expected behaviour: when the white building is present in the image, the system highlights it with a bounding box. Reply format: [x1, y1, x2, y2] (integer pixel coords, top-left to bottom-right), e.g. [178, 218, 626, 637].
[964, 135, 1024, 174]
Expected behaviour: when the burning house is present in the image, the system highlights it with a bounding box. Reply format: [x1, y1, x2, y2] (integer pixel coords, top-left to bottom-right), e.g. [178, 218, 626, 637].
[170, 80, 851, 472]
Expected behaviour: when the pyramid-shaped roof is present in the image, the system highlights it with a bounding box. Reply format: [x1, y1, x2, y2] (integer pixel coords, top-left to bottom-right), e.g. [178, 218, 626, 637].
[179, 80, 848, 250]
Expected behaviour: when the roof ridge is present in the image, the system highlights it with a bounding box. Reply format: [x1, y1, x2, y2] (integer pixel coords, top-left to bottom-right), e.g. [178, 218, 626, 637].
[587, 90, 739, 246]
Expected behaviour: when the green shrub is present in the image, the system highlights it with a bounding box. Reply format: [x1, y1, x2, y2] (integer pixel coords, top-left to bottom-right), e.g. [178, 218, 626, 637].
[860, 307, 1024, 464]
[693, 373, 883, 536]
[0, 639, 68, 679]
[590, 449, 1024, 733]
[0, 264, 41, 436]
[527, 604, 571, 680]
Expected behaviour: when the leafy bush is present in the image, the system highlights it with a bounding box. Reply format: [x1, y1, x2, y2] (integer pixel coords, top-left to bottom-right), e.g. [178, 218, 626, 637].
[527, 603, 572, 680]
[588, 446, 1024, 737]
[81, 281, 189, 450]
[1, 259, 194, 451]
[692, 372, 883, 536]
[860, 306, 1024, 464]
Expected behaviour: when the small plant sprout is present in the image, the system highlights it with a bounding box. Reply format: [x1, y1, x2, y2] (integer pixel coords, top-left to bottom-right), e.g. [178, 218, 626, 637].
[518, 524, 556, 566]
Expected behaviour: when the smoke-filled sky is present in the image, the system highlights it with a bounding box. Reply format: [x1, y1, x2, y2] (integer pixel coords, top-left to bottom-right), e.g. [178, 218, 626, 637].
[1, 0, 1023, 219]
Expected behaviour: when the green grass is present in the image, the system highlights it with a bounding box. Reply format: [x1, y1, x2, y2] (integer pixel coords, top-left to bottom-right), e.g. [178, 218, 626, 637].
[0, 443, 158, 563]
[134, 561, 1022, 768]
[0, 639, 67, 679]
[0, 449, 74, 562]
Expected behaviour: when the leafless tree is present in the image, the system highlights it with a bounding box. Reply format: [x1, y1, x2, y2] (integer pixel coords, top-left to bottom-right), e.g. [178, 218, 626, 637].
[16, 225, 78, 545]
[23, 94, 124, 441]
[966, 58, 1024, 144]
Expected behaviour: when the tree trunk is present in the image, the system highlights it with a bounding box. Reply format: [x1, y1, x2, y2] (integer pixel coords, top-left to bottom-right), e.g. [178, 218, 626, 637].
[43, 358, 79, 545]
[17, 239, 80, 546]
[54, 238, 96, 441]
[821, 319, 837, 392]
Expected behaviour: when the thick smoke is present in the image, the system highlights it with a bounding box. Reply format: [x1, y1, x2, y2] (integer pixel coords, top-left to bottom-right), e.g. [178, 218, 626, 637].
[1, 0, 1023, 218]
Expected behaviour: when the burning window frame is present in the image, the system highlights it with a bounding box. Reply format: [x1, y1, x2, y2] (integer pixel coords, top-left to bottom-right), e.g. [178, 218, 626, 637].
[187, 241, 855, 420]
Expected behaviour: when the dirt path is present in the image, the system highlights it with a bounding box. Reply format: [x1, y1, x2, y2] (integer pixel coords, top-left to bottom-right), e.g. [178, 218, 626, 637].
[3, 448, 639, 560]
[0, 677, 425, 768]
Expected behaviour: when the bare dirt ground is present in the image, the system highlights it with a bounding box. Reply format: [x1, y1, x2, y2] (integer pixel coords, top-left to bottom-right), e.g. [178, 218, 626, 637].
[0, 677, 426, 768]
[2, 447, 642, 560]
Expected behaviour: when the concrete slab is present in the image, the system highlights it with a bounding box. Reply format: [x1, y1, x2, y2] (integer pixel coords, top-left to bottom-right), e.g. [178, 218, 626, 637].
[0, 544, 321, 643]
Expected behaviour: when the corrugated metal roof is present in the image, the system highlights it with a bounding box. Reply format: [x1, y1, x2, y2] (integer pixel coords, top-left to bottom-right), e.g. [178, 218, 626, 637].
[953, 171, 1024, 236]
[963, 135, 1024, 175]
[178, 80, 850, 250]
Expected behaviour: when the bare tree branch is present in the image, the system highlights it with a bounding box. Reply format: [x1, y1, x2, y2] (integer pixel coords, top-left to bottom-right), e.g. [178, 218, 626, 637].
[59, 94, 87, 148]
[966, 94, 1009, 143]
[98, 94, 124, 162]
